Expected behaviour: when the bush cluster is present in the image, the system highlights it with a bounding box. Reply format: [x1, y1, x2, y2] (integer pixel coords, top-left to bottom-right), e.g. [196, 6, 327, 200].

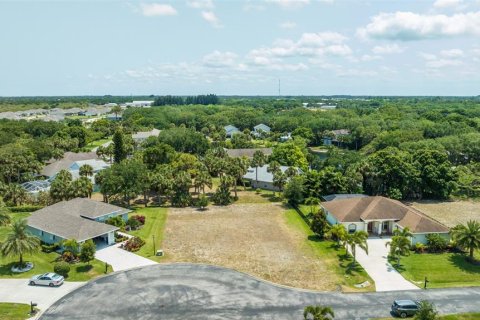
[54, 261, 71, 276]
[123, 236, 145, 252]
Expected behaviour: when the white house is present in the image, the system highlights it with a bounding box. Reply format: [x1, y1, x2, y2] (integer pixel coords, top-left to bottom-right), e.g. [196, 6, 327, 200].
[132, 128, 161, 144]
[243, 165, 300, 191]
[322, 196, 450, 245]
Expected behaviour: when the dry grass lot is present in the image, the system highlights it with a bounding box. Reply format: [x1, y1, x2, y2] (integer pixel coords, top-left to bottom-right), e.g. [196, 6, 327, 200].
[407, 200, 480, 228]
[162, 202, 338, 291]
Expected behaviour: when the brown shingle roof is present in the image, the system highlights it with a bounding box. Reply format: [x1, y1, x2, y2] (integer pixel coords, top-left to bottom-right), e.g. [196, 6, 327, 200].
[322, 196, 449, 233]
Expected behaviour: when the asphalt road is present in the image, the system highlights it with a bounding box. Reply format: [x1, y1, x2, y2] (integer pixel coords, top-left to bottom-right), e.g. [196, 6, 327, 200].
[41, 263, 480, 320]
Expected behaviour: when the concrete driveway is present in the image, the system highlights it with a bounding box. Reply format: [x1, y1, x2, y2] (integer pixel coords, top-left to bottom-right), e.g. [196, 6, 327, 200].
[95, 243, 157, 271]
[353, 237, 419, 292]
[40, 263, 480, 320]
[0, 279, 84, 314]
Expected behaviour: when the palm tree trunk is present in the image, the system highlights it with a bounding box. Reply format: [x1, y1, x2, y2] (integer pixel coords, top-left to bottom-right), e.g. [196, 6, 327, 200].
[144, 192, 148, 207]
[255, 167, 258, 188]
[234, 182, 237, 198]
[19, 253, 23, 267]
[470, 247, 474, 260]
[397, 256, 400, 267]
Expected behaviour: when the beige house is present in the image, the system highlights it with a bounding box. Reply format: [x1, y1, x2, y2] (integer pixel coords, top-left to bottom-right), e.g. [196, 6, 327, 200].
[322, 196, 450, 244]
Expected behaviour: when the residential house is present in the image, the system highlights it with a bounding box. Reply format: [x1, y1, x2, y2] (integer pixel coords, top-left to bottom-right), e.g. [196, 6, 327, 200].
[322, 195, 450, 244]
[41, 152, 100, 178]
[243, 164, 299, 191]
[252, 124, 271, 137]
[224, 125, 240, 138]
[323, 129, 350, 146]
[279, 132, 292, 142]
[132, 128, 161, 144]
[322, 194, 367, 202]
[27, 198, 130, 246]
[226, 148, 272, 159]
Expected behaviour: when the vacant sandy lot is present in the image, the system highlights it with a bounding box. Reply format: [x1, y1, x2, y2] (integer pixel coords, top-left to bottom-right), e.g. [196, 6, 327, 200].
[407, 200, 480, 228]
[162, 203, 337, 290]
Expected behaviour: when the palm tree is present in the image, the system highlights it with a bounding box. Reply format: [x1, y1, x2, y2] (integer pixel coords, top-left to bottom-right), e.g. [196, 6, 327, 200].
[326, 224, 347, 248]
[79, 164, 94, 177]
[305, 197, 320, 216]
[393, 227, 413, 238]
[111, 105, 122, 120]
[251, 150, 266, 187]
[285, 166, 298, 179]
[345, 231, 369, 264]
[303, 305, 335, 320]
[4, 184, 28, 206]
[451, 220, 480, 261]
[0, 219, 40, 267]
[0, 207, 11, 226]
[386, 235, 411, 267]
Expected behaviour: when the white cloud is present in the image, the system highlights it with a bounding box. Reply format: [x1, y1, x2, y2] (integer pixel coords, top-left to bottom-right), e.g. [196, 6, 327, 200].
[203, 51, 238, 68]
[357, 11, 480, 40]
[265, 0, 310, 9]
[140, 3, 178, 16]
[187, 0, 214, 10]
[201, 10, 222, 27]
[372, 44, 405, 54]
[440, 48, 464, 57]
[280, 21, 297, 29]
[419, 51, 463, 68]
[433, 0, 462, 9]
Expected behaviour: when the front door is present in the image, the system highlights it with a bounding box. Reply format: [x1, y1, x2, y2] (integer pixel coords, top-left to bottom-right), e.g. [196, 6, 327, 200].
[382, 221, 389, 233]
[367, 222, 373, 233]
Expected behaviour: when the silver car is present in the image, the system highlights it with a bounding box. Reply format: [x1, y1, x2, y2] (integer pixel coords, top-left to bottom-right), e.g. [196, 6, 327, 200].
[29, 273, 64, 287]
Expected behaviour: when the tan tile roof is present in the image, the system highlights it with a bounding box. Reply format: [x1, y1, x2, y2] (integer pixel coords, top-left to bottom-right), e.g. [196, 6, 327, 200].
[322, 196, 449, 233]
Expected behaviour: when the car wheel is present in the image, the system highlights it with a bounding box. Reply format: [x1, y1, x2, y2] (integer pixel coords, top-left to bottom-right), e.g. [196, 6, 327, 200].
[29, 281, 35, 286]
[49, 283, 54, 287]
[400, 312, 407, 318]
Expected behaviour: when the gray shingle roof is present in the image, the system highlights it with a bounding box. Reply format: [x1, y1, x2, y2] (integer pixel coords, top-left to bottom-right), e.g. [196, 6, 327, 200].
[243, 165, 292, 183]
[226, 148, 272, 158]
[322, 194, 367, 202]
[27, 198, 129, 241]
[42, 152, 99, 177]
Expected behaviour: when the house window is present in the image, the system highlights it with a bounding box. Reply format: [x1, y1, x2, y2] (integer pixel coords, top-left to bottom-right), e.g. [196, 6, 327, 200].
[52, 235, 56, 241]
[348, 224, 357, 233]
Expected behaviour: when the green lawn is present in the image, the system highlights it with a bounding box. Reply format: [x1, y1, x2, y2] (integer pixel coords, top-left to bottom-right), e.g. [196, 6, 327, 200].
[0, 303, 32, 320]
[127, 206, 168, 262]
[0, 212, 112, 281]
[85, 137, 111, 151]
[394, 252, 480, 288]
[284, 207, 374, 292]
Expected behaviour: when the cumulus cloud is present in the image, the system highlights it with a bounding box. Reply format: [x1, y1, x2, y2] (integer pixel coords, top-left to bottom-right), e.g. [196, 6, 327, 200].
[419, 51, 463, 68]
[357, 11, 480, 40]
[187, 0, 214, 9]
[140, 3, 178, 16]
[201, 11, 222, 27]
[372, 44, 405, 54]
[280, 21, 297, 29]
[265, 0, 310, 9]
[433, 0, 462, 9]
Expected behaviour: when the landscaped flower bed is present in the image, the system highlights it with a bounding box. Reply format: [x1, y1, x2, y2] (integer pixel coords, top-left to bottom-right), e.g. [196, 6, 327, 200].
[122, 236, 145, 252]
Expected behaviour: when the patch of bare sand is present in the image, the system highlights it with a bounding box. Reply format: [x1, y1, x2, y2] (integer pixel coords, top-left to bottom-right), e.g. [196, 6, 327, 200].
[162, 203, 337, 291]
[407, 200, 480, 228]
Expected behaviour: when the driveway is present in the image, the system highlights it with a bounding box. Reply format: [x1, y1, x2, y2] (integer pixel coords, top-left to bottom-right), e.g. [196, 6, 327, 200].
[40, 263, 480, 320]
[0, 279, 84, 314]
[353, 237, 419, 292]
[95, 243, 157, 271]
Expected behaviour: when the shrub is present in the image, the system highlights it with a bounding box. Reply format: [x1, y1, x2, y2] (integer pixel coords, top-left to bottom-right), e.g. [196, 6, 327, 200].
[54, 261, 71, 276]
[127, 217, 141, 230]
[41, 242, 60, 253]
[115, 233, 128, 243]
[197, 194, 209, 210]
[123, 236, 145, 252]
[7, 205, 43, 213]
[310, 210, 329, 239]
[414, 242, 426, 253]
[79, 239, 96, 265]
[426, 234, 448, 253]
[132, 215, 145, 225]
[60, 251, 77, 263]
[105, 216, 126, 229]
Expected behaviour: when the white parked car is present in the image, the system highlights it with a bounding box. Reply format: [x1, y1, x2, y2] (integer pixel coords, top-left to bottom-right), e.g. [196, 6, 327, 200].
[29, 273, 64, 287]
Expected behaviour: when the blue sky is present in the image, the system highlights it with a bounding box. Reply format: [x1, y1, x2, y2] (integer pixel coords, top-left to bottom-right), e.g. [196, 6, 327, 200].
[1, 0, 479, 96]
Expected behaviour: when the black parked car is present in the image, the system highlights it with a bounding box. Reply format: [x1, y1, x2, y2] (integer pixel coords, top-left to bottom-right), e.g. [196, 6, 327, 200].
[391, 300, 419, 318]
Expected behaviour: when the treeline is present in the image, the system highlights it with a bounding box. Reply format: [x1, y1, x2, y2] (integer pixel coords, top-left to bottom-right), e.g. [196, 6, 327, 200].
[153, 94, 219, 106]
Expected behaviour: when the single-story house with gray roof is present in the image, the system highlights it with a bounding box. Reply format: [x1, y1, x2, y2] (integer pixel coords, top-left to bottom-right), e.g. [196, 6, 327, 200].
[322, 196, 450, 244]
[27, 198, 130, 246]
[243, 164, 300, 191]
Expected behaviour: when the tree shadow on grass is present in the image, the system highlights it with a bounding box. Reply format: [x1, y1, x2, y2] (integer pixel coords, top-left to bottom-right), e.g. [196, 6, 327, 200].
[448, 254, 480, 274]
[75, 264, 93, 273]
[260, 193, 283, 203]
